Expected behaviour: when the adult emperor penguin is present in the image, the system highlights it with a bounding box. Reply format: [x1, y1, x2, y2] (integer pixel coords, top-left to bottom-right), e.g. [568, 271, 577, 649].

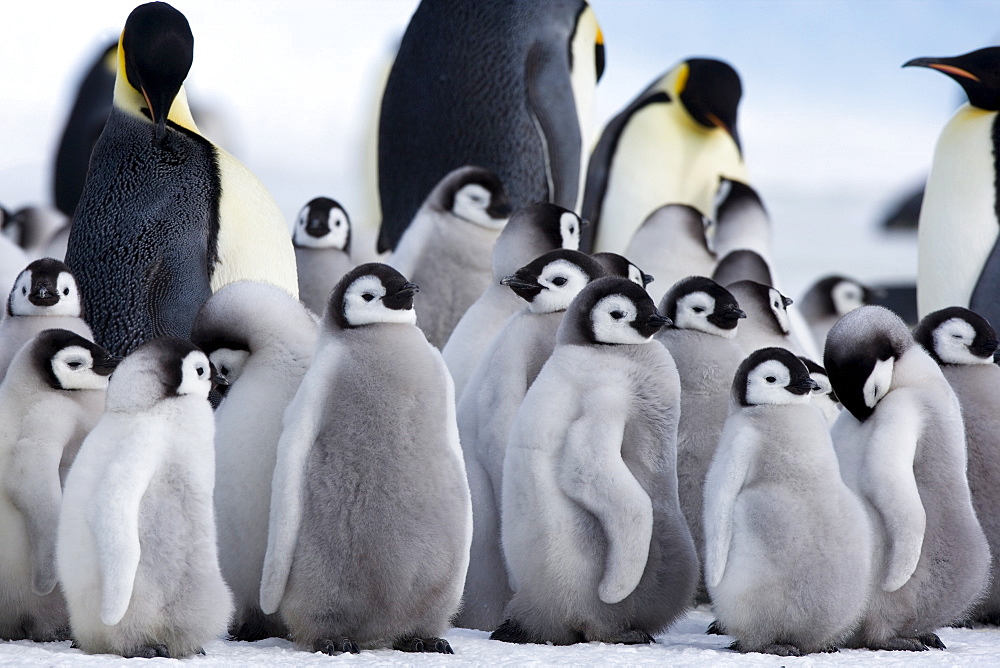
[0, 259, 92, 381]
[623, 204, 716, 303]
[377, 0, 604, 253]
[582, 59, 747, 253]
[704, 348, 870, 656]
[293, 197, 354, 316]
[190, 281, 318, 641]
[905, 48, 1000, 324]
[494, 277, 697, 644]
[914, 307, 1000, 625]
[57, 337, 233, 658]
[0, 329, 116, 641]
[825, 306, 990, 650]
[442, 202, 582, 397]
[653, 276, 745, 600]
[456, 249, 606, 631]
[390, 166, 513, 348]
[799, 275, 877, 351]
[726, 280, 802, 355]
[65, 2, 298, 357]
[259, 263, 471, 655]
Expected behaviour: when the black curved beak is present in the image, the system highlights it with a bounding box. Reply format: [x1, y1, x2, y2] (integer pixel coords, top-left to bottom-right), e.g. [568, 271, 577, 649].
[383, 282, 419, 310]
[725, 308, 747, 320]
[29, 283, 60, 307]
[488, 198, 513, 219]
[305, 213, 331, 238]
[93, 356, 121, 376]
[786, 377, 820, 395]
[642, 273, 655, 286]
[500, 275, 538, 291]
[782, 296, 794, 307]
[902, 56, 978, 82]
[209, 362, 228, 389]
[972, 338, 1000, 358]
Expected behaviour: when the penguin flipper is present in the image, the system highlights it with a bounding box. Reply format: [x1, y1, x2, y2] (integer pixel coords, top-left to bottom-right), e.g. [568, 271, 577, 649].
[702, 420, 753, 589]
[259, 344, 337, 615]
[525, 41, 582, 213]
[557, 390, 652, 605]
[862, 390, 926, 592]
[969, 235, 1000, 326]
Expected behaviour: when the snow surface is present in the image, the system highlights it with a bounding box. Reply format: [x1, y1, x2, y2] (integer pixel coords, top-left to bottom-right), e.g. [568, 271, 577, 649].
[1, 608, 998, 665]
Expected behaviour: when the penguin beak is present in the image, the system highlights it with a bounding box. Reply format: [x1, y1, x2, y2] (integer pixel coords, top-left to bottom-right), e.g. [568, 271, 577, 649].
[786, 377, 820, 396]
[305, 214, 332, 238]
[209, 362, 228, 389]
[383, 282, 419, 310]
[93, 356, 121, 377]
[708, 307, 745, 330]
[972, 338, 1000, 358]
[642, 273, 655, 286]
[29, 284, 60, 307]
[782, 296, 794, 307]
[500, 274, 543, 302]
[488, 197, 513, 219]
[903, 57, 980, 82]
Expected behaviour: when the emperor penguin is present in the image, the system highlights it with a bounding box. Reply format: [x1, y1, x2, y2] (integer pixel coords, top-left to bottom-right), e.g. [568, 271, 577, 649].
[799, 356, 842, 425]
[0, 259, 93, 381]
[799, 275, 877, 350]
[65, 2, 298, 357]
[443, 202, 582, 397]
[390, 166, 513, 348]
[653, 276, 745, 600]
[905, 48, 1000, 324]
[711, 178, 772, 261]
[377, 0, 604, 253]
[259, 263, 471, 655]
[582, 59, 747, 253]
[293, 197, 354, 316]
[56, 337, 233, 658]
[455, 249, 607, 631]
[704, 348, 870, 656]
[825, 306, 990, 650]
[190, 281, 318, 641]
[711, 249, 773, 287]
[726, 280, 802, 355]
[0, 329, 116, 641]
[913, 307, 1000, 625]
[623, 204, 716, 302]
[494, 277, 697, 644]
[4, 207, 69, 260]
[591, 252, 653, 287]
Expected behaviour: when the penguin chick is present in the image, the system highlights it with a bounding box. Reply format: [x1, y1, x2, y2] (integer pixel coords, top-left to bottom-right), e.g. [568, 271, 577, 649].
[654, 276, 745, 601]
[57, 337, 233, 658]
[65, 2, 298, 356]
[904, 48, 1000, 324]
[623, 204, 716, 302]
[799, 356, 841, 425]
[826, 306, 990, 651]
[191, 281, 318, 641]
[799, 275, 877, 350]
[443, 202, 582, 397]
[259, 263, 471, 655]
[726, 280, 801, 355]
[704, 348, 870, 656]
[0, 259, 92, 382]
[0, 329, 116, 641]
[456, 249, 606, 631]
[390, 166, 512, 348]
[711, 179, 772, 261]
[293, 197, 353, 316]
[495, 277, 697, 644]
[592, 252, 653, 288]
[4, 207, 69, 260]
[914, 307, 1000, 625]
[711, 249, 773, 287]
[582, 59, 746, 253]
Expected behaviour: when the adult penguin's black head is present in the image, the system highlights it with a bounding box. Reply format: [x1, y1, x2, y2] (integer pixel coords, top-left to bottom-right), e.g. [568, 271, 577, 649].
[904, 47, 1000, 111]
[680, 58, 743, 152]
[121, 2, 194, 141]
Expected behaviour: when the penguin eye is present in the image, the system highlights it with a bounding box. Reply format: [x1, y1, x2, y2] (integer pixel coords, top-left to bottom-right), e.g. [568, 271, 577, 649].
[773, 301, 780, 309]
[765, 376, 776, 383]
[952, 333, 963, 339]
[551, 276, 567, 287]
[362, 293, 375, 302]
[63, 288, 70, 296]
[196, 366, 205, 377]
[569, 225, 576, 234]
[67, 360, 83, 370]
[692, 306, 705, 314]
[610, 310, 625, 320]
[21, 287, 26, 295]
[220, 366, 229, 375]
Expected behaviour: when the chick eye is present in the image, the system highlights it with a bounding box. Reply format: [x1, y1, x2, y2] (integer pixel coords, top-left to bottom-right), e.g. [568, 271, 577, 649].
[765, 376, 776, 383]
[196, 366, 205, 377]
[569, 225, 576, 234]
[362, 293, 375, 302]
[21, 287, 26, 295]
[67, 360, 83, 370]
[692, 306, 705, 313]
[773, 301, 780, 309]
[610, 310, 625, 320]
[63, 288, 70, 296]
[952, 334, 962, 339]
[220, 366, 230, 375]
[551, 276, 567, 287]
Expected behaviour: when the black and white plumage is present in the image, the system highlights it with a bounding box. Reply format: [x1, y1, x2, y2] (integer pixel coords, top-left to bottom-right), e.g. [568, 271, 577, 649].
[293, 197, 353, 316]
[726, 280, 801, 355]
[591, 252, 653, 288]
[799, 275, 877, 350]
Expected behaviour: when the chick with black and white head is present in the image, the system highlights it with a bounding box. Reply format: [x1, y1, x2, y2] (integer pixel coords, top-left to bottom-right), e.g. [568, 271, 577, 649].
[495, 277, 696, 644]
[293, 197, 353, 316]
[443, 202, 582, 397]
[260, 263, 471, 655]
[623, 204, 715, 302]
[0, 259, 92, 382]
[57, 337, 232, 658]
[191, 281, 318, 641]
[389, 166, 512, 348]
[799, 356, 841, 425]
[592, 252, 653, 288]
[799, 275, 876, 350]
[456, 249, 606, 631]
[0, 329, 115, 642]
[704, 348, 870, 656]
[825, 306, 989, 650]
[914, 306, 1000, 625]
[726, 280, 803, 355]
[653, 276, 745, 600]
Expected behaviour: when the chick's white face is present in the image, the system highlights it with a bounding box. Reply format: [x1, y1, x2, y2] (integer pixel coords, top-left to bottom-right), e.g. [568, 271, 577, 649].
[674, 291, 734, 338]
[809, 371, 833, 396]
[9, 270, 81, 317]
[932, 317, 994, 365]
[51, 346, 108, 391]
[591, 294, 650, 345]
[529, 261, 591, 314]
[293, 205, 350, 250]
[863, 357, 894, 409]
[832, 280, 865, 316]
[627, 263, 645, 287]
[767, 288, 791, 334]
[452, 183, 506, 230]
[177, 350, 213, 398]
[560, 212, 581, 250]
[343, 275, 416, 327]
[745, 359, 809, 406]
[209, 348, 250, 386]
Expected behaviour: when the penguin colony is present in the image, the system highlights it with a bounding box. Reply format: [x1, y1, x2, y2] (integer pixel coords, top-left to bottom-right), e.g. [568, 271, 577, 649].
[1, 0, 1000, 661]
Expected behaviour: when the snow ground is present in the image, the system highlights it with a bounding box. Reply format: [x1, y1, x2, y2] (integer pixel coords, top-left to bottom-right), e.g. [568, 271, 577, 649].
[1, 608, 997, 666]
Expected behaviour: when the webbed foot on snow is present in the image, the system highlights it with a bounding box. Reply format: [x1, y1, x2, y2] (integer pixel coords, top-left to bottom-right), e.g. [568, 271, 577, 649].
[313, 637, 360, 655]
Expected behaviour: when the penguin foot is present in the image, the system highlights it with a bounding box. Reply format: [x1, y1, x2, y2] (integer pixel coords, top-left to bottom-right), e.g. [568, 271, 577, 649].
[124, 644, 171, 658]
[918, 633, 946, 650]
[490, 619, 533, 644]
[606, 629, 655, 645]
[228, 609, 286, 642]
[949, 618, 976, 629]
[196, 647, 206, 656]
[761, 643, 802, 657]
[870, 636, 928, 651]
[313, 637, 360, 655]
[393, 636, 454, 653]
[820, 645, 840, 653]
[706, 620, 726, 635]
[70, 640, 81, 650]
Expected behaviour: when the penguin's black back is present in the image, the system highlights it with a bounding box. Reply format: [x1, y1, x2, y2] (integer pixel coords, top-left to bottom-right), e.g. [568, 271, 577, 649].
[65, 108, 218, 357]
[378, 0, 586, 253]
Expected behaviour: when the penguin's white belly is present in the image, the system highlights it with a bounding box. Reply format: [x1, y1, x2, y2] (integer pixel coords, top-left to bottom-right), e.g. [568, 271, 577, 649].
[918, 107, 996, 317]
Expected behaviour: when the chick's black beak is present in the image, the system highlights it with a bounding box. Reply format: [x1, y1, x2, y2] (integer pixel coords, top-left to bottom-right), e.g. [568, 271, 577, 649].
[972, 338, 1000, 358]
[642, 273, 655, 286]
[29, 283, 60, 307]
[786, 376, 820, 395]
[93, 356, 121, 376]
[383, 282, 419, 310]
